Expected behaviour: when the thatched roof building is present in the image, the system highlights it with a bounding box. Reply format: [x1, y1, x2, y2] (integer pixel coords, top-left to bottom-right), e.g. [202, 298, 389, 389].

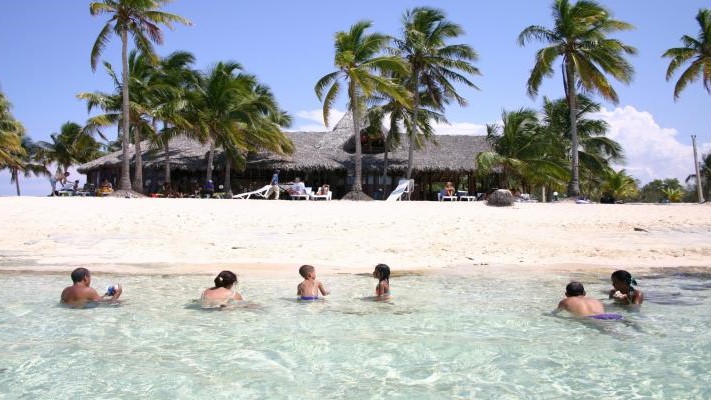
[77, 113, 490, 199]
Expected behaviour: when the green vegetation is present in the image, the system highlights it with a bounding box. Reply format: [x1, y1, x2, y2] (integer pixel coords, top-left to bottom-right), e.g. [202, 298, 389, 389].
[663, 9, 711, 99]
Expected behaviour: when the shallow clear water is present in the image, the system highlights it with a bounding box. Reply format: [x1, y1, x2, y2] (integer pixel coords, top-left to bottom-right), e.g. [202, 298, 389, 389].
[1, 269, 710, 399]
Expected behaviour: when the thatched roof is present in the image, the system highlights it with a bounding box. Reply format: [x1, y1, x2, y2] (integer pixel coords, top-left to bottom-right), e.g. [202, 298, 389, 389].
[77, 113, 490, 174]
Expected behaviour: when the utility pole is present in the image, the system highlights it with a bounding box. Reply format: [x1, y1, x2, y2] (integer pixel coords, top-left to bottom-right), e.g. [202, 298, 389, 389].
[691, 134, 705, 203]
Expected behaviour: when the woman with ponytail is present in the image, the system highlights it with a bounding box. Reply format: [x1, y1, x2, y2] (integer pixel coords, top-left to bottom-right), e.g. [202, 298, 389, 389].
[201, 270, 243, 308]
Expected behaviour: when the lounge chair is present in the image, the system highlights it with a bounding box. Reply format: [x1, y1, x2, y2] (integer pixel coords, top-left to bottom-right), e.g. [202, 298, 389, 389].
[232, 185, 273, 199]
[291, 187, 312, 200]
[437, 192, 458, 201]
[309, 189, 332, 201]
[386, 179, 414, 201]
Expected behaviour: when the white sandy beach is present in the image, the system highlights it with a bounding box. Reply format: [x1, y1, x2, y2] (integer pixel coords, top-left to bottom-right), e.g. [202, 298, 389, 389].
[1, 197, 710, 277]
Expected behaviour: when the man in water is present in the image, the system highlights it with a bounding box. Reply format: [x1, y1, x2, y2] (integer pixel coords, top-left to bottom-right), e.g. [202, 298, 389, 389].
[553, 281, 621, 320]
[60, 267, 121, 307]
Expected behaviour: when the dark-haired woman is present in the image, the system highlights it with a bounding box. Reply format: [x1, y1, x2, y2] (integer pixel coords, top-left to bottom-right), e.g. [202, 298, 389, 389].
[609, 270, 644, 305]
[201, 270, 243, 307]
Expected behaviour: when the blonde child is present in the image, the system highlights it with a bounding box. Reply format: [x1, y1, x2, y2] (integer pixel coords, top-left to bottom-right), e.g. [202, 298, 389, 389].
[297, 265, 329, 300]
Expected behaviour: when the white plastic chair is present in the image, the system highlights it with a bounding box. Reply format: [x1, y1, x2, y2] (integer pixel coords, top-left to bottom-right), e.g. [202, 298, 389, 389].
[232, 185, 273, 199]
[291, 187, 312, 200]
[309, 189, 332, 201]
[386, 179, 414, 201]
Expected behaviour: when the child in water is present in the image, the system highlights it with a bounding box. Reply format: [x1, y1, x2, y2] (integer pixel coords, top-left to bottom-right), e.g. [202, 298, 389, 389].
[609, 270, 644, 305]
[554, 281, 622, 320]
[373, 263, 391, 299]
[201, 270, 243, 308]
[297, 265, 329, 300]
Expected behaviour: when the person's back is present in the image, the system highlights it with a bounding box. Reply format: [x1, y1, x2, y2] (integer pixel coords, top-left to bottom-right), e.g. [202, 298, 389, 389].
[554, 282, 605, 317]
[297, 265, 329, 300]
[200, 270, 242, 308]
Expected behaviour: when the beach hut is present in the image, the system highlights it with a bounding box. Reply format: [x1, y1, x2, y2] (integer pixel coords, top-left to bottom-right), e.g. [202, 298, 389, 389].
[77, 113, 490, 199]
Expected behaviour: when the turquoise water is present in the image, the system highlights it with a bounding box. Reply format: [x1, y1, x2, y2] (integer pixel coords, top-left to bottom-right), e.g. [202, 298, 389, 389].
[1, 269, 710, 399]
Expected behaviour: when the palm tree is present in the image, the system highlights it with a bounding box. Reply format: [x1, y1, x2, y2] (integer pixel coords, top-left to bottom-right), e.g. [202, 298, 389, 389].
[90, 0, 190, 191]
[0, 87, 25, 169]
[148, 51, 198, 185]
[540, 95, 625, 192]
[600, 168, 638, 201]
[394, 7, 480, 180]
[476, 108, 567, 191]
[518, 0, 636, 197]
[663, 9, 711, 99]
[36, 122, 104, 175]
[315, 21, 410, 195]
[2, 136, 49, 196]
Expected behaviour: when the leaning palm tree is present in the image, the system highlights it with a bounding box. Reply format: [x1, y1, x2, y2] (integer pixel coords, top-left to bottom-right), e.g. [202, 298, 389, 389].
[663, 8, 711, 99]
[394, 7, 480, 180]
[315, 20, 410, 196]
[518, 0, 636, 197]
[90, 0, 190, 191]
[36, 122, 104, 175]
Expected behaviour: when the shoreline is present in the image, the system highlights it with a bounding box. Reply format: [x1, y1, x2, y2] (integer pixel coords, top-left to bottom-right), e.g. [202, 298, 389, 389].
[1, 197, 710, 278]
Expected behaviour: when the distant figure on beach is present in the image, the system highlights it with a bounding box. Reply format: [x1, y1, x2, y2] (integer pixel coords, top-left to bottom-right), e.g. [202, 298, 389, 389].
[266, 169, 280, 199]
[200, 270, 243, 308]
[297, 265, 329, 300]
[60, 267, 122, 307]
[202, 180, 215, 198]
[317, 184, 330, 196]
[553, 282, 622, 320]
[552, 191, 559, 201]
[287, 177, 306, 196]
[609, 270, 644, 305]
[50, 171, 70, 196]
[373, 263, 391, 299]
[444, 181, 456, 196]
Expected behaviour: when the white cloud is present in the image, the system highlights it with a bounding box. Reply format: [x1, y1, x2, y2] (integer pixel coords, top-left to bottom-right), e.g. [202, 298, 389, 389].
[591, 106, 709, 184]
[291, 109, 345, 131]
[432, 121, 487, 136]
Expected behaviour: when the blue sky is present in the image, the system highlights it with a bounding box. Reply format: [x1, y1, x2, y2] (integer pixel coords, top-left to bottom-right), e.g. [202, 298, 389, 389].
[1, 0, 709, 196]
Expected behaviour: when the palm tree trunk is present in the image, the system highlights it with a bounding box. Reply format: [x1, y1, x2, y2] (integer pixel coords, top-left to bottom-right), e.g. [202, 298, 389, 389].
[12, 169, 20, 196]
[119, 30, 132, 191]
[224, 157, 232, 194]
[206, 137, 215, 181]
[163, 122, 171, 184]
[565, 59, 580, 197]
[132, 127, 143, 193]
[350, 83, 363, 192]
[406, 69, 420, 180]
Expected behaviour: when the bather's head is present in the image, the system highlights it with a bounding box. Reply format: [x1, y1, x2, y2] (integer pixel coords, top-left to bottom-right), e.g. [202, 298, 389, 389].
[611, 270, 636, 290]
[373, 264, 390, 282]
[214, 270, 237, 289]
[299, 265, 315, 279]
[71, 267, 91, 284]
[565, 281, 585, 297]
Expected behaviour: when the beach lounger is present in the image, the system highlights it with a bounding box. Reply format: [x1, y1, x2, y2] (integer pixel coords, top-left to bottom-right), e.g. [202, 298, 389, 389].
[437, 192, 458, 201]
[291, 187, 312, 200]
[386, 179, 414, 201]
[232, 185, 273, 199]
[309, 189, 332, 201]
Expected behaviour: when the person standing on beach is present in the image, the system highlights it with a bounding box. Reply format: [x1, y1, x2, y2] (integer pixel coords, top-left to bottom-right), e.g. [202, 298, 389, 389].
[49, 171, 70, 196]
[60, 267, 121, 307]
[266, 169, 280, 199]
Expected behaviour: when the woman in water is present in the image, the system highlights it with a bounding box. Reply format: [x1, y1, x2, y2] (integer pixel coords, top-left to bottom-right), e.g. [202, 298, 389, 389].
[201, 270, 243, 308]
[373, 264, 391, 300]
[609, 270, 644, 305]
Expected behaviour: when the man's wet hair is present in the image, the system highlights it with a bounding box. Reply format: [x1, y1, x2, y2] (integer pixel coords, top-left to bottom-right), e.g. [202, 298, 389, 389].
[71, 267, 90, 283]
[299, 265, 315, 278]
[566, 281, 585, 297]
